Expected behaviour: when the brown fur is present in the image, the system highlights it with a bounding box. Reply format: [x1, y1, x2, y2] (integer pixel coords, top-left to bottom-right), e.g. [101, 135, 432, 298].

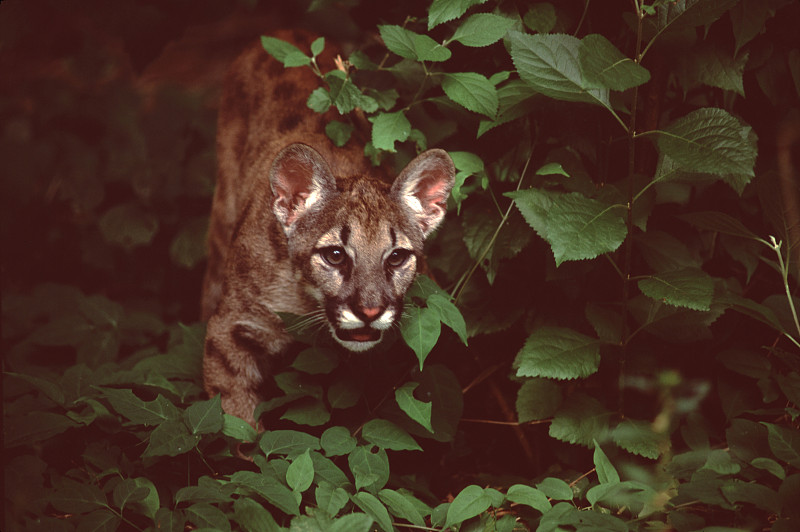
[202, 31, 454, 427]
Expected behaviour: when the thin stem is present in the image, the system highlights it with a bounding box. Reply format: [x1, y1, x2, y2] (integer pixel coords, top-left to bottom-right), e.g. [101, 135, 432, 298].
[770, 236, 800, 340]
[451, 154, 532, 304]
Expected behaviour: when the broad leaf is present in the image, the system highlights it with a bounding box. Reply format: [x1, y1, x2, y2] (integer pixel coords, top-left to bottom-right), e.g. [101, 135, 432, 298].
[426, 293, 468, 344]
[506, 484, 551, 513]
[395, 382, 433, 432]
[762, 422, 800, 468]
[378, 489, 429, 527]
[348, 445, 390, 491]
[442, 72, 498, 118]
[259, 430, 321, 459]
[352, 492, 393, 532]
[233, 497, 281, 532]
[378, 25, 451, 62]
[186, 503, 231, 532]
[612, 419, 669, 459]
[286, 450, 315, 493]
[638, 268, 714, 311]
[514, 327, 601, 380]
[509, 31, 610, 108]
[261, 36, 309, 67]
[579, 34, 650, 91]
[100, 388, 180, 426]
[231, 470, 300, 516]
[400, 305, 441, 370]
[143, 418, 199, 457]
[549, 393, 611, 446]
[450, 13, 514, 47]
[362, 419, 422, 451]
[320, 426, 357, 456]
[516, 378, 562, 422]
[183, 394, 223, 435]
[428, 0, 489, 29]
[371, 111, 411, 152]
[444, 485, 491, 528]
[657, 107, 757, 177]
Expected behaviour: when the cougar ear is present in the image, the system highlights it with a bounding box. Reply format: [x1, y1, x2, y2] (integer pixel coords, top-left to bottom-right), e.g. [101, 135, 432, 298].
[270, 143, 336, 234]
[391, 149, 455, 237]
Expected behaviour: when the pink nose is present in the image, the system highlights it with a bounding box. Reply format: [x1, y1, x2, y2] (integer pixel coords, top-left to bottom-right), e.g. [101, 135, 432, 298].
[361, 306, 383, 320]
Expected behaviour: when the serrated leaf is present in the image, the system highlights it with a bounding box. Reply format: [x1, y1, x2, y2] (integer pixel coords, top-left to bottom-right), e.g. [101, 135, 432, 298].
[547, 193, 627, 265]
[612, 419, 669, 459]
[509, 31, 610, 108]
[320, 426, 357, 456]
[506, 187, 558, 240]
[683, 44, 748, 96]
[286, 449, 315, 493]
[450, 13, 514, 47]
[593, 440, 620, 484]
[506, 484, 551, 513]
[400, 305, 441, 370]
[549, 393, 611, 446]
[638, 268, 714, 311]
[579, 34, 650, 91]
[378, 25, 451, 62]
[260, 430, 321, 459]
[657, 107, 757, 177]
[442, 72, 498, 118]
[651, 0, 740, 33]
[514, 327, 600, 380]
[261, 36, 309, 67]
[444, 485, 491, 528]
[352, 491, 393, 532]
[307, 87, 332, 113]
[516, 378, 562, 422]
[363, 419, 422, 451]
[428, 0, 489, 29]
[348, 445, 390, 491]
[378, 489, 429, 527]
[371, 111, 411, 152]
[325, 121, 354, 148]
[395, 382, 433, 432]
[325, 70, 368, 114]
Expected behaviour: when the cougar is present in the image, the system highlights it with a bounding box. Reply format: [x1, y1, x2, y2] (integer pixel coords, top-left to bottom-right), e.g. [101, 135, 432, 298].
[201, 31, 455, 427]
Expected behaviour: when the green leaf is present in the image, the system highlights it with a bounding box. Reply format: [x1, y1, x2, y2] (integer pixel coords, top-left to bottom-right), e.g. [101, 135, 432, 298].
[261, 36, 309, 67]
[536, 478, 573, 500]
[638, 268, 714, 311]
[378, 489, 429, 527]
[222, 413, 258, 443]
[506, 187, 558, 240]
[516, 378, 562, 422]
[352, 491, 393, 532]
[508, 31, 610, 108]
[143, 417, 199, 457]
[536, 162, 569, 176]
[721, 480, 781, 514]
[549, 393, 611, 447]
[316, 482, 350, 516]
[286, 449, 315, 493]
[169, 216, 208, 269]
[128, 477, 159, 519]
[99, 388, 179, 426]
[514, 326, 600, 380]
[612, 419, 669, 459]
[650, 0, 740, 33]
[291, 347, 339, 375]
[657, 107, 757, 177]
[320, 426, 357, 456]
[281, 398, 330, 426]
[362, 419, 422, 451]
[450, 13, 514, 47]
[751, 457, 786, 479]
[260, 430, 321, 459]
[154, 508, 186, 532]
[506, 484, 551, 513]
[325, 121, 354, 148]
[50, 476, 108, 513]
[579, 34, 650, 91]
[593, 440, 620, 484]
[311, 36, 325, 57]
[400, 305, 441, 370]
[730, 0, 775, 54]
[99, 203, 159, 250]
[762, 422, 800, 468]
[112, 478, 149, 512]
[444, 485, 491, 528]
[348, 445, 390, 491]
[371, 111, 411, 152]
[677, 211, 762, 241]
[328, 378, 361, 409]
[186, 502, 231, 532]
[683, 44, 748, 97]
[442, 72, 498, 118]
[310, 452, 351, 489]
[6, 372, 65, 405]
[78, 510, 120, 532]
[416, 365, 463, 442]
[324, 70, 373, 114]
[428, 0, 489, 29]
[523, 3, 557, 33]
[233, 497, 281, 532]
[183, 394, 223, 435]
[395, 382, 433, 432]
[426, 293, 468, 344]
[231, 470, 300, 516]
[307, 87, 332, 113]
[330, 513, 374, 532]
[378, 25, 451, 62]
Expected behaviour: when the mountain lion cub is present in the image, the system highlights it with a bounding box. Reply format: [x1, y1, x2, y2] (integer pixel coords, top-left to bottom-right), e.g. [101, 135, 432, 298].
[202, 31, 455, 427]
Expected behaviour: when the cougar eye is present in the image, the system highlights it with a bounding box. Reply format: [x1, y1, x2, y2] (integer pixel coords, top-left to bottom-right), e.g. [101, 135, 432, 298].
[321, 247, 347, 266]
[386, 249, 411, 268]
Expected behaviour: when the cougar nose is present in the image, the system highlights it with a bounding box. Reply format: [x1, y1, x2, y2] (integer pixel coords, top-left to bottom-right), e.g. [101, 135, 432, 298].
[360, 306, 384, 321]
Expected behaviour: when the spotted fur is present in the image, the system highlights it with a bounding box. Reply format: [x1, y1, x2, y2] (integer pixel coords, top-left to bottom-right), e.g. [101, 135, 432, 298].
[202, 32, 454, 427]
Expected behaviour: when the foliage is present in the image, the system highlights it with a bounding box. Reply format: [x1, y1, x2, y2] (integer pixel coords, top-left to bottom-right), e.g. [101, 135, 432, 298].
[4, 0, 800, 531]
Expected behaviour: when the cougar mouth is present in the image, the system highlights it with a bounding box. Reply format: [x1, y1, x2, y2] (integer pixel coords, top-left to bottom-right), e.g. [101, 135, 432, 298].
[335, 327, 381, 344]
